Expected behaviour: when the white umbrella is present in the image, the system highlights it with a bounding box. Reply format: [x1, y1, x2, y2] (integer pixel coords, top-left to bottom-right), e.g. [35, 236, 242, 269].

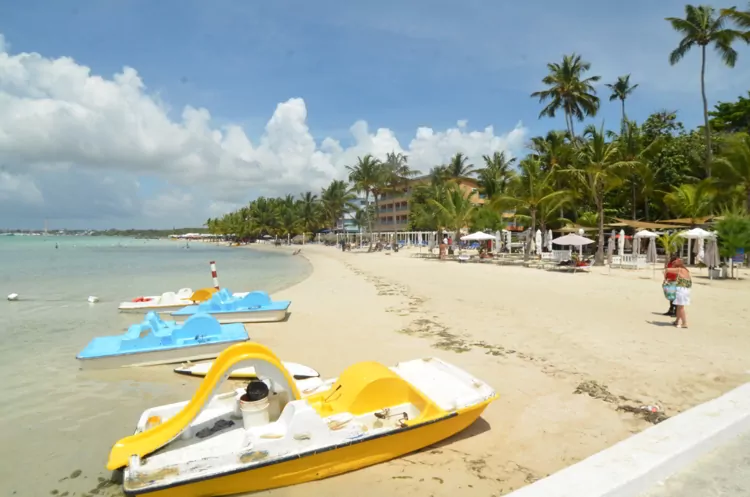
[460, 231, 496, 241]
[553, 233, 594, 259]
[618, 229, 625, 257]
[535, 229, 542, 254]
[679, 227, 716, 239]
[505, 230, 512, 252]
[607, 235, 615, 264]
[546, 229, 553, 251]
[552, 233, 595, 246]
[634, 230, 658, 238]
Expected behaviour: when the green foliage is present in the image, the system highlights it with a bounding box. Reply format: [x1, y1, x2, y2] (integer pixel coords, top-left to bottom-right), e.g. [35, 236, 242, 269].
[709, 92, 750, 134]
[657, 231, 683, 261]
[531, 53, 601, 140]
[715, 210, 750, 258]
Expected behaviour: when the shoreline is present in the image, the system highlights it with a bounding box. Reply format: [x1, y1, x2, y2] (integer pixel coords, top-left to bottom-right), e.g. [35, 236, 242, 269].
[32, 241, 749, 497]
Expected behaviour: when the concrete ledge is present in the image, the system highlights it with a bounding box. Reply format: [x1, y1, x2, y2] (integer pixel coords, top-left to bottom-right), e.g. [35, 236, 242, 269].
[505, 382, 750, 497]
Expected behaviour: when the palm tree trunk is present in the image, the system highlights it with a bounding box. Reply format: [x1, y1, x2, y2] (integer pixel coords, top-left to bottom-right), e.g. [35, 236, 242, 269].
[631, 177, 637, 220]
[596, 200, 605, 265]
[371, 192, 380, 252]
[644, 196, 650, 221]
[701, 44, 712, 177]
[365, 191, 374, 251]
[621, 98, 627, 129]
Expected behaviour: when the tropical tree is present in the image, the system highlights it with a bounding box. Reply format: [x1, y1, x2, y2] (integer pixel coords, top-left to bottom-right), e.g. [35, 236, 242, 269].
[605, 74, 639, 127]
[657, 231, 683, 267]
[247, 197, 280, 236]
[722, 3, 750, 38]
[492, 157, 569, 260]
[296, 191, 321, 236]
[347, 154, 383, 249]
[569, 123, 625, 264]
[444, 152, 476, 179]
[477, 151, 516, 200]
[715, 207, 750, 276]
[428, 183, 477, 252]
[666, 4, 742, 175]
[615, 120, 664, 219]
[531, 53, 601, 142]
[664, 179, 716, 225]
[713, 132, 750, 210]
[320, 179, 356, 231]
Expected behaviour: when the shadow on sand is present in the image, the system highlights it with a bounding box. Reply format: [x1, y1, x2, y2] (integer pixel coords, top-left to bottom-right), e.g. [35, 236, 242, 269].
[422, 417, 492, 452]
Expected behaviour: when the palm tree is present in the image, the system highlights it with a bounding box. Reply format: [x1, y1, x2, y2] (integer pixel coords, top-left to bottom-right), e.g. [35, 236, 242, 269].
[570, 123, 625, 264]
[605, 74, 639, 127]
[320, 179, 356, 231]
[666, 5, 742, 175]
[346, 154, 383, 249]
[531, 53, 601, 142]
[428, 183, 476, 252]
[616, 120, 664, 219]
[477, 151, 516, 200]
[722, 4, 750, 39]
[296, 191, 321, 236]
[444, 152, 476, 179]
[664, 179, 716, 226]
[657, 231, 683, 267]
[714, 133, 750, 210]
[492, 158, 569, 261]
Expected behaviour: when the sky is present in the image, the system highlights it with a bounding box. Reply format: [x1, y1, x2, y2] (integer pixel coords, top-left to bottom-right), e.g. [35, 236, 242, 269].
[0, 0, 748, 230]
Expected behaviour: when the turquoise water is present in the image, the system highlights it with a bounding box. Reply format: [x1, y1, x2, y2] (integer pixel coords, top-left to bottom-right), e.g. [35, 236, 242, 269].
[0, 236, 311, 497]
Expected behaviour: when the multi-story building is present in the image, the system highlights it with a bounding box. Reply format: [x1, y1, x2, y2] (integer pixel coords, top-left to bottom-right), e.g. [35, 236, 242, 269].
[373, 176, 486, 233]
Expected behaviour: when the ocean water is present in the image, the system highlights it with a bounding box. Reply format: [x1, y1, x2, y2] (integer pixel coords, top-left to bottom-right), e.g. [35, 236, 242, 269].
[0, 236, 311, 497]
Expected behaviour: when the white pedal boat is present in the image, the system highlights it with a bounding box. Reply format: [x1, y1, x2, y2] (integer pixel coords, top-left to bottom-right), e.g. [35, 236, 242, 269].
[118, 289, 250, 314]
[106, 343, 497, 496]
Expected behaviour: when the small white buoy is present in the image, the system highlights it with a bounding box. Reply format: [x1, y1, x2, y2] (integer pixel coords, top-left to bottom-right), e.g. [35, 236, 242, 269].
[7, 293, 19, 301]
[87, 296, 99, 303]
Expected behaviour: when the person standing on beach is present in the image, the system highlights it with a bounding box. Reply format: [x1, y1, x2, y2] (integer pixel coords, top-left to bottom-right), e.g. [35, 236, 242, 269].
[662, 255, 679, 317]
[665, 259, 692, 328]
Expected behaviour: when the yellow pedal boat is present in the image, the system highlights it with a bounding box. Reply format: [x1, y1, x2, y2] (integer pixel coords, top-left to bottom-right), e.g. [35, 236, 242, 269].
[107, 342, 498, 496]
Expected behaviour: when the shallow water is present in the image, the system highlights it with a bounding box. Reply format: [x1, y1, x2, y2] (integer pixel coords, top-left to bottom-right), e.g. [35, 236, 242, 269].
[0, 236, 311, 497]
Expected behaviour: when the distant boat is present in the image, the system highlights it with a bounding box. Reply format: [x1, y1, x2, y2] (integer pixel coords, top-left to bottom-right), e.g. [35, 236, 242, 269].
[171, 289, 290, 324]
[76, 312, 249, 369]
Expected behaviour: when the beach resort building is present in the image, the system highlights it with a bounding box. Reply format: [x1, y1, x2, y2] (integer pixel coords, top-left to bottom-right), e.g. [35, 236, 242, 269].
[373, 176, 486, 232]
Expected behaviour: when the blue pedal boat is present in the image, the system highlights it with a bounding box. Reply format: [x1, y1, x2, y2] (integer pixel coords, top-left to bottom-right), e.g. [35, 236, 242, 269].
[76, 312, 249, 370]
[170, 289, 291, 324]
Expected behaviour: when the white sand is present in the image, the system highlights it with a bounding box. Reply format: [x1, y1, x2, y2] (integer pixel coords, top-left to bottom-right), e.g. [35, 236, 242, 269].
[244, 244, 750, 496]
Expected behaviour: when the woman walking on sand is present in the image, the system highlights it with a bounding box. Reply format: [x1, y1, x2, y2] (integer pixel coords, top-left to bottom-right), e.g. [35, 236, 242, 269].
[665, 259, 692, 328]
[662, 255, 679, 317]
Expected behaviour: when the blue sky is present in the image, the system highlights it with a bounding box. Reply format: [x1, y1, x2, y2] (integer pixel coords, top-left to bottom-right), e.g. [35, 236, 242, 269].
[0, 0, 748, 229]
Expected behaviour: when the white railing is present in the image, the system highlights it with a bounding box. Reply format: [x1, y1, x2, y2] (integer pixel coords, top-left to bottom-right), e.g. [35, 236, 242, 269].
[611, 254, 648, 269]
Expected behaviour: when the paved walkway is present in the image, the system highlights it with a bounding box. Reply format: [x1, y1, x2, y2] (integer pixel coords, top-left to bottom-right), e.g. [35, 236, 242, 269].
[641, 432, 750, 497]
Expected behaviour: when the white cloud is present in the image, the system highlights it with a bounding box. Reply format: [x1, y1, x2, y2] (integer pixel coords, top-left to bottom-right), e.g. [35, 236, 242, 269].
[0, 35, 528, 227]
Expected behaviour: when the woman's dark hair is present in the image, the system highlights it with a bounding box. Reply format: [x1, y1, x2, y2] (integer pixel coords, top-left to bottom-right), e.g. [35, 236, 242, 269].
[669, 254, 680, 263]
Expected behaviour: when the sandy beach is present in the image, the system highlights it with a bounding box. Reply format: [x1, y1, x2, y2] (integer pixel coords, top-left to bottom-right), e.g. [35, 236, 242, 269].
[35, 242, 750, 497]
[238, 243, 750, 496]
